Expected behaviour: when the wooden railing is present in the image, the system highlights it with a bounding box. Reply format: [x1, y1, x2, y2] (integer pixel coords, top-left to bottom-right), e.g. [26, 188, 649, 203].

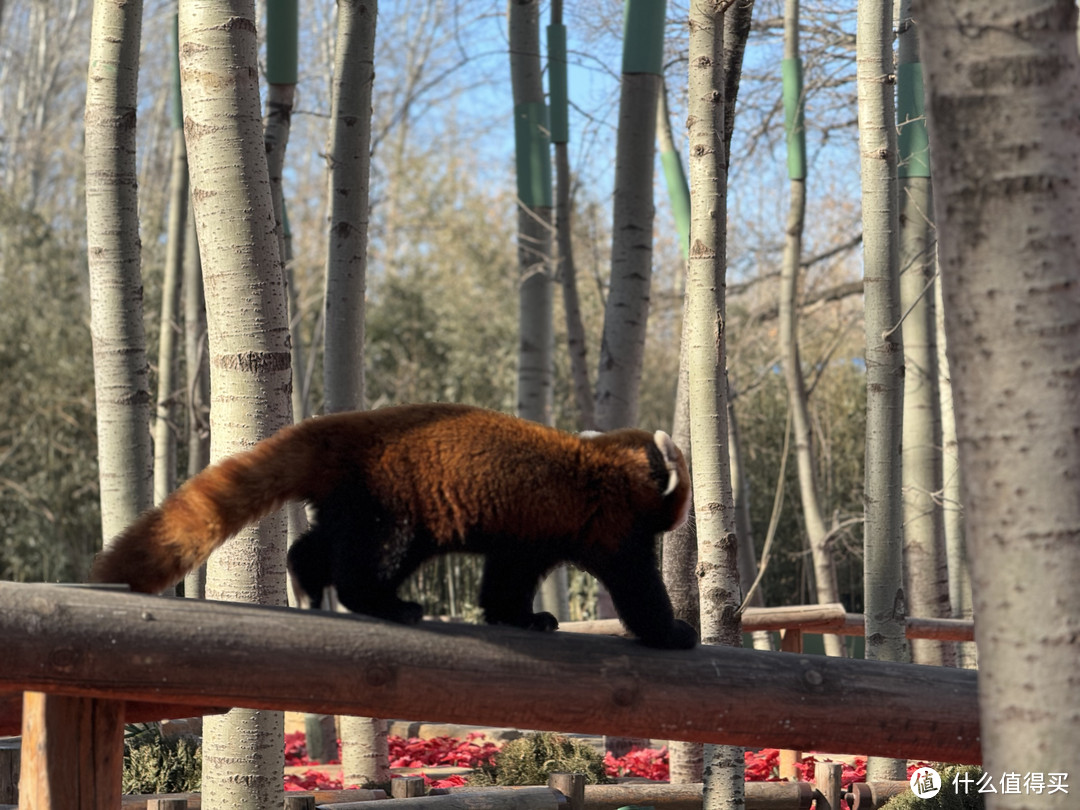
[0, 583, 979, 808]
[563, 601, 975, 641]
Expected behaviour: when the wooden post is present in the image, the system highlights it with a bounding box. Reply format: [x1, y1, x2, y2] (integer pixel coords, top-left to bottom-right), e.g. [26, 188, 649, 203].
[777, 628, 803, 782]
[548, 773, 585, 810]
[813, 762, 843, 810]
[283, 797, 315, 810]
[848, 781, 910, 809]
[392, 777, 427, 799]
[0, 736, 19, 804]
[18, 692, 124, 810]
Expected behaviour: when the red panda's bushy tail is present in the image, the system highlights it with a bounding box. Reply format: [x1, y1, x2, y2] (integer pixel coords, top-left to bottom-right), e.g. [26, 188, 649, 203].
[89, 423, 318, 594]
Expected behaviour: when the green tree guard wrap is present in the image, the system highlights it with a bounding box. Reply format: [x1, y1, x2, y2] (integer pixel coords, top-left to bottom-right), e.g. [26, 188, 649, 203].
[548, 24, 569, 144]
[514, 101, 553, 207]
[171, 14, 182, 128]
[897, 62, 930, 178]
[782, 57, 806, 181]
[266, 0, 299, 85]
[660, 150, 690, 259]
[621, 0, 667, 76]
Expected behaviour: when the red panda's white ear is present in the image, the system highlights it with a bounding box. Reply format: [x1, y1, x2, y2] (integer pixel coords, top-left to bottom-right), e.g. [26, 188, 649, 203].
[654, 430, 681, 496]
[578, 430, 604, 439]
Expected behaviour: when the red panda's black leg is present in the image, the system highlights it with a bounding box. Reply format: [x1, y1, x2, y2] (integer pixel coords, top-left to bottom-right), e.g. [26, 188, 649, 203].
[306, 491, 427, 625]
[589, 542, 698, 649]
[330, 536, 426, 624]
[478, 551, 559, 632]
[287, 527, 332, 609]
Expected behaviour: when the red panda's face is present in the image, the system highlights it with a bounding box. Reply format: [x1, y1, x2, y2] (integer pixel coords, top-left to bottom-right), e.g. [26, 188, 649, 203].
[642, 429, 692, 532]
[666, 443, 692, 531]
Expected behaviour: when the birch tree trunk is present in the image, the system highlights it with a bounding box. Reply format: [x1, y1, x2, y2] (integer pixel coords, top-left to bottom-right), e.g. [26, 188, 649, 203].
[510, 0, 554, 426]
[265, 0, 304, 555]
[913, 2, 1080, 804]
[265, 0, 303, 431]
[936, 280, 975, 667]
[665, 0, 756, 782]
[179, 0, 293, 805]
[154, 18, 188, 508]
[687, 2, 744, 807]
[664, 312, 702, 785]
[324, 0, 376, 416]
[549, 0, 592, 431]
[322, 0, 388, 786]
[85, 0, 152, 540]
[896, 0, 950, 667]
[594, 0, 664, 431]
[182, 194, 208, 600]
[857, 0, 907, 781]
[778, 0, 844, 658]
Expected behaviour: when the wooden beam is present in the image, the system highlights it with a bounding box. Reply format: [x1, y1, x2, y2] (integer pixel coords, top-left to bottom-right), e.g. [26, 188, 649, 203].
[435, 784, 815, 810]
[564, 604, 975, 642]
[119, 789, 384, 809]
[580, 783, 813, 810]
[0, 692, 228, 737]
[0, 583, 980, 763]
[19, 692, 124, 810]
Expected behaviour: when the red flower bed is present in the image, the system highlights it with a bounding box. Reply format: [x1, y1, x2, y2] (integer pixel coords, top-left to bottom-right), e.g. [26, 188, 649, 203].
[604, 747, 670, 781]
[284, 731, 936, 792]
[285, 770, 362, 791]
[284, 731, 498, 791]
[390, 733, 500, 770]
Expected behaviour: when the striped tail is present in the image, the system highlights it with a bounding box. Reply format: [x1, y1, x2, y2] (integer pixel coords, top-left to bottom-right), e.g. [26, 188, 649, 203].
[89, 423, 316, 593]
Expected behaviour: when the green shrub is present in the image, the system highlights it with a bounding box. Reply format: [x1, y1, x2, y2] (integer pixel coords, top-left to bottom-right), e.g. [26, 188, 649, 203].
[122, 725, 202, 794]
[469, 732, 610, 786]
[881, 766, 985, 810]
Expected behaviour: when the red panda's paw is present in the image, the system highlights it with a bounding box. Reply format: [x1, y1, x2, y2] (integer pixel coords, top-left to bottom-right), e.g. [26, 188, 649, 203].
[395, 600, 425, 625]
[640, 619, 698, 650]
[526, 611, 559, 633]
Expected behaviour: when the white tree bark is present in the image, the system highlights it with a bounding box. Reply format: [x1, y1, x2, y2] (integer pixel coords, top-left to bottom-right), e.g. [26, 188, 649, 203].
[153, 124, 188, 508]
[510, 0, 554, 426]
[857, 0, 907, 781]
[936, 279, 975, 667]
[779, 0, 844, 659]
[687, 2, 745, 808]
[913, 2, 1080, 805]
[324, 0, 377, 415]
[595, 68, 659, 430]
[182, 193, 209, 600]
[322, 0, 388, 785]
[179, 0, 293, 804]
[85, 0, 152, 540]
[896, 0, 950, 667]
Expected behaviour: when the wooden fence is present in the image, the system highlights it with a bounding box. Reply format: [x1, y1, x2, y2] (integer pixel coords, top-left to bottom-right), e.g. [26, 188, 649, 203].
[0, 582, 979, 808]
[54, 771, 911, 810]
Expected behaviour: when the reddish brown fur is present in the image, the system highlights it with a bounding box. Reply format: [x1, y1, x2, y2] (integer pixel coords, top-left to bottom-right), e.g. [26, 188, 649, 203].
[90, 403, 691, 595]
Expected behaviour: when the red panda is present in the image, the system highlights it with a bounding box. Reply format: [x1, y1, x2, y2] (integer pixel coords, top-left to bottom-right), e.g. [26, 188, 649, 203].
[90, 402, 697, 649]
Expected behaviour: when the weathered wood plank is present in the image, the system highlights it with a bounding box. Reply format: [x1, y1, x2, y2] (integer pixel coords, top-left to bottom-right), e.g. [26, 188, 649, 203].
[18, 692, 124, 810]
[0, 583, 980, 763]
